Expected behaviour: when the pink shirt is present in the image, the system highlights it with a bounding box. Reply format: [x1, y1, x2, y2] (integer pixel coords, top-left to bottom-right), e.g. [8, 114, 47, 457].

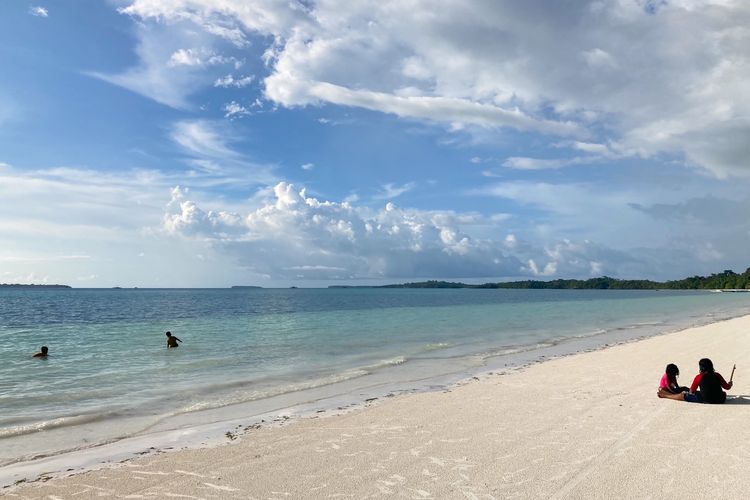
[659, 373, 670, 390]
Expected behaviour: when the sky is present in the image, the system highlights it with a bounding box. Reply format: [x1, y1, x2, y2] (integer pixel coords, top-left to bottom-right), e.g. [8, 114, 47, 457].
[1, 0, 750, 288]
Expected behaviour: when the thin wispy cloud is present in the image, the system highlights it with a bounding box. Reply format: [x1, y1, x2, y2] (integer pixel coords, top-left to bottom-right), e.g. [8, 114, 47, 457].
[374, 182, 416, 200]
[169, 120, 278, 187]
[170, 120, 237, 158]
[214, 74, 254, 88]
[223, 101, 250, 119]
[29, 6, 48, 17]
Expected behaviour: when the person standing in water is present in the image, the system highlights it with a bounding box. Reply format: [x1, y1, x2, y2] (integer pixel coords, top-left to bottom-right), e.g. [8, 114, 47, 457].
[32, 346, 49, 358]
[166, 331, 182, 348]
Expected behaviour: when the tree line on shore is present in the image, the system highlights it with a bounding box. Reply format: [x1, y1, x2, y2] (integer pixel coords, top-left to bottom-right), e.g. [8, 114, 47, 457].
[376, 268, 750, 290]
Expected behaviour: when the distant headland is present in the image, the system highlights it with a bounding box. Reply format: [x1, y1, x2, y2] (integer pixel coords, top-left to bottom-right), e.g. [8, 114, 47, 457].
[329, 268, 750, 290]
[0, 284, 71, 289]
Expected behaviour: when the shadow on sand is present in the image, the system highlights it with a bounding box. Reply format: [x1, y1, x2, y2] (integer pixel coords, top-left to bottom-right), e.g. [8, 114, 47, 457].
[726, 395, 750, 405]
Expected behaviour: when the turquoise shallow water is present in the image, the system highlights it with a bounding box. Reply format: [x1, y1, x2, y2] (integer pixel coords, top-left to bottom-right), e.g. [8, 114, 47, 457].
[2, 288, 750, 465]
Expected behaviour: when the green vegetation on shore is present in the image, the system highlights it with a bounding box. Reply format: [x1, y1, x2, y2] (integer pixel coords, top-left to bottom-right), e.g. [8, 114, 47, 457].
[0, 284, 71, 289]
[331, 268, 750, 290]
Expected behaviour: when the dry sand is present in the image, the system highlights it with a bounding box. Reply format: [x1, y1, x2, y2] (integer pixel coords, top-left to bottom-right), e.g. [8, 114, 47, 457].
[5, 315, 750, 499]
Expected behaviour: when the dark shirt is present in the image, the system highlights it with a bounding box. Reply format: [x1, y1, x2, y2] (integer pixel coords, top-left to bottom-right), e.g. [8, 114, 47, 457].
[690, 372, 730, 404]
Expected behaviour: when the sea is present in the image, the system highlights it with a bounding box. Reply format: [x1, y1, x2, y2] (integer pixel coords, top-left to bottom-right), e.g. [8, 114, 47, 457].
[2, 287, 750, 480]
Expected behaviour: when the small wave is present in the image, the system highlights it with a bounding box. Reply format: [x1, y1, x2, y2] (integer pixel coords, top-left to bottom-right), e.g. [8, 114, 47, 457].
[571, 329, 608, 338]
[175, 357, 407, 414]
[423, 342, 452, 351]
[177, 368, 371, 413]
[0, 410, 120, 440]
[632, 321, 665, 326]
[361, 356, 407, 371]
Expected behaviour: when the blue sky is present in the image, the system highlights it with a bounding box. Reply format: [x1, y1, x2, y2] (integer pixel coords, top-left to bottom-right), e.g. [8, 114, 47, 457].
[2, 0, 750, 287]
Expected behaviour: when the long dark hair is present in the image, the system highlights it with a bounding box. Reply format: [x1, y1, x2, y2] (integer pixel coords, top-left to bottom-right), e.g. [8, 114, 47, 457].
[699, 358, 714, 373]
[665, 363, 679, 384]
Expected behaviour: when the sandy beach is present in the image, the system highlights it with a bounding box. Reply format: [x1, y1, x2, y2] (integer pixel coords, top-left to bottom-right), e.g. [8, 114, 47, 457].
[4, 314, 750, 499]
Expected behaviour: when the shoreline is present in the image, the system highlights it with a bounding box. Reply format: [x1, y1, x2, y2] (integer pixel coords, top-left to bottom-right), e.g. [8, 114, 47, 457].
[4, 309, 750, 494]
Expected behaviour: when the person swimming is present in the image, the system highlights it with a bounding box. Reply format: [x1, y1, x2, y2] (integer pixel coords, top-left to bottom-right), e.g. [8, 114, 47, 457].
[166, 331, 182, 348]
[32, 346, 48, 358]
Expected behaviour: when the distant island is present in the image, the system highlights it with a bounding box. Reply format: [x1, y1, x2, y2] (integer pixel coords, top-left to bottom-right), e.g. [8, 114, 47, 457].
[0, 284, 71, 289]
[330, 268, 750, 290]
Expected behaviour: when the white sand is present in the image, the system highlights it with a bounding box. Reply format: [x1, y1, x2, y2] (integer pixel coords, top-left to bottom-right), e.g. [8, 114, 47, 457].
[5, 315, 750, 499]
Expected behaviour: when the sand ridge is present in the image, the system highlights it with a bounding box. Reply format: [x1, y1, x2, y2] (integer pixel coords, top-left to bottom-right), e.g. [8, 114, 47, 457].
[5, 315, 750, 499]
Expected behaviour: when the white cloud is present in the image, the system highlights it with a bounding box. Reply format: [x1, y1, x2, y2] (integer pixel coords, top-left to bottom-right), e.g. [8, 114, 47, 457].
[0, 255, 90, 263]
[170, 120, 279, 188]
[582, 48, 618, 69]
[164, 180, 733, 281]
[118, 0, 750, 176]
[162, 181, 527, 279]
[374, 182, 415, 200]
[214, 74, 255, 88]
[265, 80, 584, 137]
[167, 48, 205, 67]
[301, 163, 314, 171]
[0, 162, 276, 287]
[223, 101, 250, 118]
[29, 6, 48, 17]
[171, 120, 236, 158]
[120, 0, 308, 39]
[4, 161, 750, 285]
[89, 22, 244, 108]
[525, 258, 557, 277]
[502, 157, 570, 170]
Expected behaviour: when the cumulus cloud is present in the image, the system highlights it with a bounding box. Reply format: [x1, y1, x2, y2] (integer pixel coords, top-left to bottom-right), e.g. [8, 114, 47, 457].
[164, 186, 246, 237]
[161, 181, 659, 281]
[167, 48, 204, 67]
[4, 162, 748, 285]
[118, 0, 750, 176]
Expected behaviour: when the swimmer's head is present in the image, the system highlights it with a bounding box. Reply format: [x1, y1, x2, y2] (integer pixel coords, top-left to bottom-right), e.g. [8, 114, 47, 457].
[165, 331, 172, 337]
[40, 346, 48, 354]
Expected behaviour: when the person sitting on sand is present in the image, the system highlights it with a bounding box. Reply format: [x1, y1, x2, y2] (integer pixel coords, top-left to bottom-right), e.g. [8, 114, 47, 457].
[166, 331, 182, 348]
[32, 346, 48, 358]
[658, 358, 733, 404]
[659, 363, 689, 394]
